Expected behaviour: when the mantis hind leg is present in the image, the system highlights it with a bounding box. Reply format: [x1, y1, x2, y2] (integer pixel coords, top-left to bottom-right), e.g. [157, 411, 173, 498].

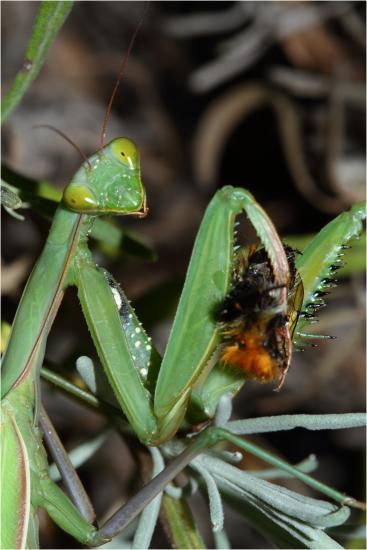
[38, 406, 96, 524]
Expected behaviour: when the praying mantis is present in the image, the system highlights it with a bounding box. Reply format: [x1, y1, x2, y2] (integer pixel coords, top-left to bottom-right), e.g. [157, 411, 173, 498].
[2, 137, 365, 547]
[1, 3, 366, 549]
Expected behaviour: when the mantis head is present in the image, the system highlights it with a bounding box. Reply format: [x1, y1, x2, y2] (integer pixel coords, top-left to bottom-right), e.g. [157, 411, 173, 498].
[63, 137, 146, 216]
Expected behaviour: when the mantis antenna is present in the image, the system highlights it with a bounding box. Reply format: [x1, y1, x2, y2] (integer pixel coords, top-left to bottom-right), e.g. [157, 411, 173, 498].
[33, 124, 92, 169]
[99, 2, 149, 152]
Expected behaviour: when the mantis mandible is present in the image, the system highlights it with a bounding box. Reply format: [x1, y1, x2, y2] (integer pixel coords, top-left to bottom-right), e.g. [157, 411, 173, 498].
[2, 5, 366, 549]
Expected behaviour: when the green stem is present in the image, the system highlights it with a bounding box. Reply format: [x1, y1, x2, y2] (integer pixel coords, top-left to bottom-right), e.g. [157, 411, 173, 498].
[2, 1, 73, 123]
[41, 366, 123, 420]
[216, 428, 366, 511]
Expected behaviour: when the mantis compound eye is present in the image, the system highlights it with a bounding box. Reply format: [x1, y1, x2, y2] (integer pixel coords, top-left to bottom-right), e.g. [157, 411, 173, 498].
[63, 185, 98, 211]
[111, 137, 139, 169]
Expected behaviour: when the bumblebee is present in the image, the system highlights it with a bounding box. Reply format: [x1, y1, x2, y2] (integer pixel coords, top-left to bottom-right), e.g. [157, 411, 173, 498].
[217, 245, 304, 388]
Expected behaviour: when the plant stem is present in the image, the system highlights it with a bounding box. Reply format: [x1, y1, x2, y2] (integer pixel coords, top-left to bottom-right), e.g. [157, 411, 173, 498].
[216, 428, 366, 511]
[41, 366, 122, 420]
[2, 1, 73, 123]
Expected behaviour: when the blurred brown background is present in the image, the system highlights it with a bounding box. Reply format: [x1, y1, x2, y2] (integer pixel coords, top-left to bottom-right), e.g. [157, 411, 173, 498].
[2, 2, 366, 548]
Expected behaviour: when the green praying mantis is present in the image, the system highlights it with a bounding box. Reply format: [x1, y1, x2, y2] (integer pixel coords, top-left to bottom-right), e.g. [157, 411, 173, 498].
[1, 5, 366, 549]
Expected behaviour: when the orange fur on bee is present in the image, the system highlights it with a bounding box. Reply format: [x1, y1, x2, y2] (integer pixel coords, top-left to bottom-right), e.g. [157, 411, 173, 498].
[221, 324, 278, 381]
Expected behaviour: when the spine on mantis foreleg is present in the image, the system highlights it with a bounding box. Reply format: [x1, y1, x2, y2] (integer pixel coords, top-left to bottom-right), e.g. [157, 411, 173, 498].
[154, 186, 290, 423]
[294, 201, 366, 343]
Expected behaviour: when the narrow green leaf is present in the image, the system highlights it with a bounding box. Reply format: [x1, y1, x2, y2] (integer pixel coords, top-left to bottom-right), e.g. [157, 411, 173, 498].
[216, 429, 359, 507]
[192, 459, 224, 532]
[2, 1, 73, 122]
[161, 494, 206, 549]
[132, 448, 165, 550]
[227, 413, 367, 435]
[214, 529, 231, 549]
[198, 455, 350, 528]
[219, 481, 345, 549]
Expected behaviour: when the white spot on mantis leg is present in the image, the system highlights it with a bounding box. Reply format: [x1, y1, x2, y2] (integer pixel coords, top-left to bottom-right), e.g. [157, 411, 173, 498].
[110, 287, 122, 310]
